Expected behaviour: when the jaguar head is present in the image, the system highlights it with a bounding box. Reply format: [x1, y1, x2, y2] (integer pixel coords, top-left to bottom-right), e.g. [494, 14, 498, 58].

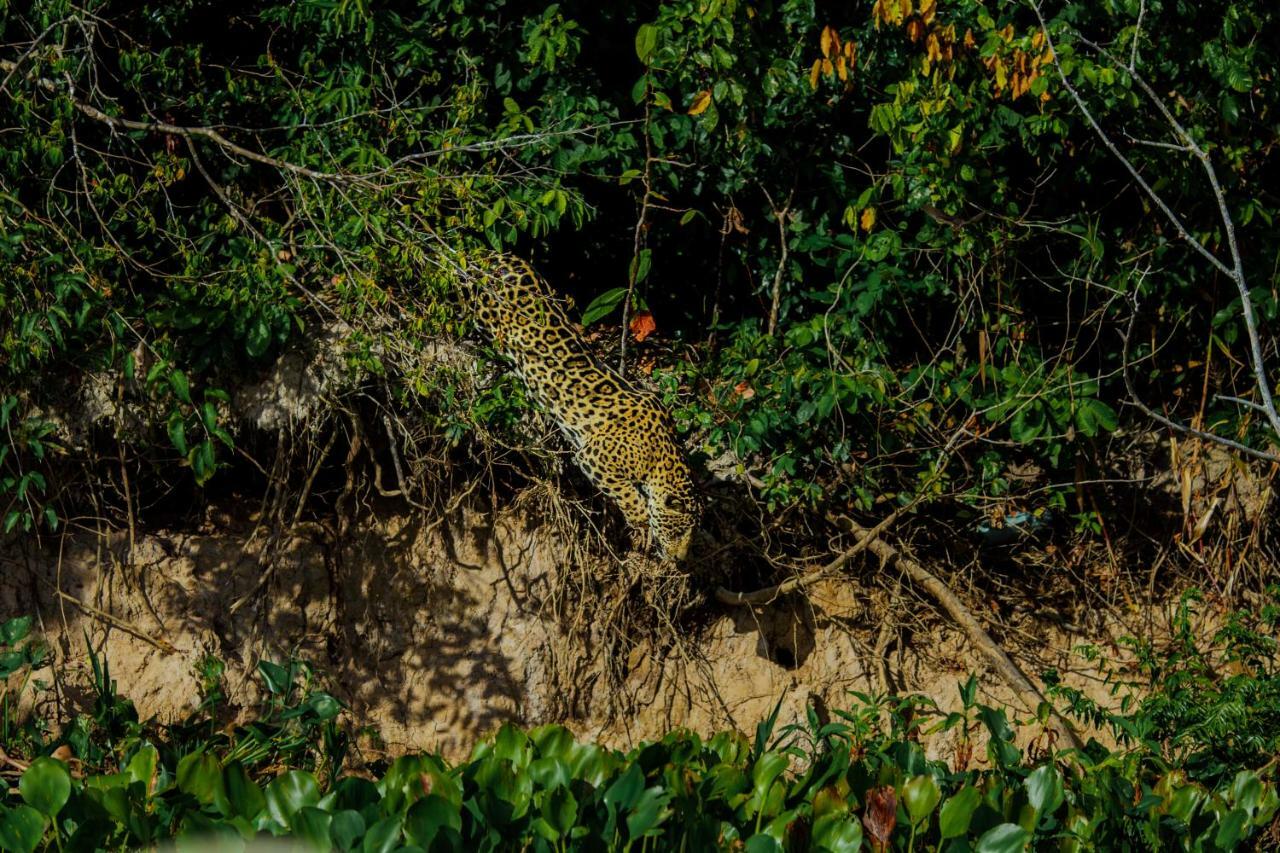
[645, 474, 702, 562]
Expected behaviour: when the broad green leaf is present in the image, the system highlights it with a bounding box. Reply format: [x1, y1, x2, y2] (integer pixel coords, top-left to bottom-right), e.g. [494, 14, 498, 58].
[404, 795, 461, 847]
[0, 805, 44, 853]
[635, 23, 658, 62]
[20, 757, 71, 817]
[939, 786, 981, 839]
[902, 774, 941, 826]
[581, 287, 628, 325]
[1025, 764, 1064, 819]
[1, 615, 33, 645]
[330, 809, 366, 852]
[177, 750, 223, 806]
[265, 770, 321, 828]
[975, 822, 1031, 853]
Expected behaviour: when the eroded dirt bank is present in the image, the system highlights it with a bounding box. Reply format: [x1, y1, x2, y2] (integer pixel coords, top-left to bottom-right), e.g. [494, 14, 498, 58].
[1, 498, 1199, 766]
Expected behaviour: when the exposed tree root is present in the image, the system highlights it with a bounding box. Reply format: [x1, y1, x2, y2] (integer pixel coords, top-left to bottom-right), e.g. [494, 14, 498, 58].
[716, 515, 1086, 750]
[838, 519, 1085, 751]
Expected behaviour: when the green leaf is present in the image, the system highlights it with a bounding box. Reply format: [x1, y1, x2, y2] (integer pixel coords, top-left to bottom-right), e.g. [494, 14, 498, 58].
[627, 786, 672, 839]
[265, 770, 321, 828]
[902, 774, 941, 826]
[629, 248, 652, 286]
[940, 786, 981, 839]
[1214, 807, 1248, 850]
[287, 806, 329, 851]
[167, 411, 188, 455]
[177, 750, 223, 806]
[257, 659, 292, 695]
[246, 318, 271, 357]
[581, 287, 628, 325]
[635, 24, 658, 63]
[810, 813, 863, 851]
[361, 815, 402, 853]
[1025, 764, 1064, 820]
[1, 615, 33, 645]
[0, 651, 26, 678]
[744, 834, 782, 852]
[20, 757, 71, 817]
[542, 785, 578, 837]
[330, 809, 366, 852]
[404, 795, 460, 847]
[222, 761, 266, 820]
[169, 369, 191, 404]
[975, 822, 1031, 853]
[0, 804, 45, 853]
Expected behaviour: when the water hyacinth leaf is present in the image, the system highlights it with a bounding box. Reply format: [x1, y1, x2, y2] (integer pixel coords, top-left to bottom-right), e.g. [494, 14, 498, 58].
[177, 751, 224, 806]
[220, 761, 266, 820]
[902, 774, 941, 826]
[330, 809, 366, 852]
[257, 659, 292, 695]
[293, 806, 333, 851]
[744, 833, 783, 852]
[361, 815, 403, 853]
[265, 770, 321, 828]
[811, 813, 863, 851]
[975, 822, 1031, 853]
[404, 795, 461, 847]
[626, 786, 672, 839]
[939, 786, 982, 839]
[0, 804, 44, 853]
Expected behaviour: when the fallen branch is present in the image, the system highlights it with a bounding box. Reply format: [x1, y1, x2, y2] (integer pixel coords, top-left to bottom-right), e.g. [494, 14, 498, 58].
[38, 580, 178, 655]
[714, 502, 908, 606]
[837, 519, 1085, 750]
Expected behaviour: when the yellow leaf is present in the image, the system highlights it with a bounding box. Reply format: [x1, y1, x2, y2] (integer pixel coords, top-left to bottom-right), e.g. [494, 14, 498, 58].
[920, 0, 937, 24]
[836, 54, 848, 81]
[926, 32, 942, 62]
[688, 90, 712, 115]
[821, 58, 833, 76]
[899, 0, 913, 22]
[820, 25, 838, 58]
[1032, 29, 1045, 50]
[963, 28, 976, 50]
[844, 40, 856, 62]
[809, 58, 822, 90]
[860, 207, 876, 232]
[1000, 23, 1014, 42]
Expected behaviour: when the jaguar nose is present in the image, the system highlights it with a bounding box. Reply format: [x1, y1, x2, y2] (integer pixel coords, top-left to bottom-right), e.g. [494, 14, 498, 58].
[665, 530, 692, 562]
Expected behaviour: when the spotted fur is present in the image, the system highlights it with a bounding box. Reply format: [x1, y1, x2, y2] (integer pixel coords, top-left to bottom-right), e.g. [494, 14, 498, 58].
[464, 253, 700, 561]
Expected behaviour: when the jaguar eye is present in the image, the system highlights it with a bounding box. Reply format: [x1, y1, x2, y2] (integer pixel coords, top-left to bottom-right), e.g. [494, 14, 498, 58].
[664, 495, 681, 509]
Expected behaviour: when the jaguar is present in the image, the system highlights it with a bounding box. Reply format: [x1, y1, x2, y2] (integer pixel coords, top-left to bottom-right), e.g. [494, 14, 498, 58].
[461, 253, 701, 561]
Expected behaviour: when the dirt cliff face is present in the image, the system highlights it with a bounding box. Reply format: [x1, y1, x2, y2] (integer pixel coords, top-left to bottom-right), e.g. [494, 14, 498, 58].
[2, 495, 1154, 766]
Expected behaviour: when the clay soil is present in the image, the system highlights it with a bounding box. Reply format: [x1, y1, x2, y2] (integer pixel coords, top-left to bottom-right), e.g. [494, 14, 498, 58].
[0, 496, 1192, 767]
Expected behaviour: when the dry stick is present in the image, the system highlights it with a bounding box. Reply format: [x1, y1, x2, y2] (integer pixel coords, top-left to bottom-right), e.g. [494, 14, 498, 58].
[714, 501, 910, 606]
[843, 521, 1085, 751]
[36, 578, 178, 655]
[762, 187, 794, 338]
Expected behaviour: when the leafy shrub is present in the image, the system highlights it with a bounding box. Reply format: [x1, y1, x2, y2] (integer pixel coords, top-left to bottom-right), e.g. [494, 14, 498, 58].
[1048, 588, 1280, 789]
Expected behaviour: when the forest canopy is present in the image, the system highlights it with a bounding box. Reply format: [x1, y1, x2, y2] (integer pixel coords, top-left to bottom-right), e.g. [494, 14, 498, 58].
[1, 0, 1277, 546]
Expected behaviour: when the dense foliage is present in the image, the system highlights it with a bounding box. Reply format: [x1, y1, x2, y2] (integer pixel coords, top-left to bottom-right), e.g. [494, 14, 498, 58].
[2, 614, 1279, 852]
[1, 0, 1277, 536]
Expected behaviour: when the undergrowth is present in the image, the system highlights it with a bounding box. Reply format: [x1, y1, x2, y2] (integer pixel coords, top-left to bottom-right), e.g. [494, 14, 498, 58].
[2, 610, 1278, 852]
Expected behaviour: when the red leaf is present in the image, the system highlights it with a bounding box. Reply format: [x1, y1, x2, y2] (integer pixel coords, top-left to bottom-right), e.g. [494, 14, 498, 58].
[630, 310, 657, 342]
